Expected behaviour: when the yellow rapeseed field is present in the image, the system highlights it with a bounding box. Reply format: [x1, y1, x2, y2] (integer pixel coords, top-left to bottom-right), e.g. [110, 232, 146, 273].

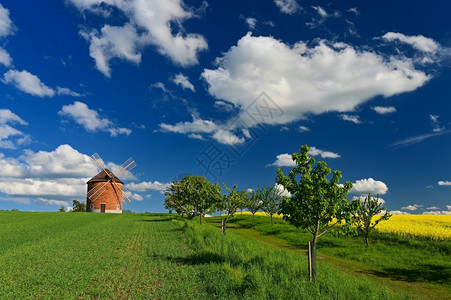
[375, 215, 451, 240]
[236, 212, 451, 240]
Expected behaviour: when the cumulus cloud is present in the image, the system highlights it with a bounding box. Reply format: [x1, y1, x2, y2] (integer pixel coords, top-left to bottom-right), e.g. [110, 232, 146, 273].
[126, 181, 170, 192]
[372, 106, 396, 114]
[422, 210, 451, 215]
[352, 195, 385, 205]
[401, 204, 423, 211]
[0, 144, 145, 207]
[59, 101, 131, 137]
[0, 109, 29, 149]
[245, 17, 257, 30]
[202, 34, 430, 128]
[351, 178, 388, 195]
[391, 210, 410, 215]
[340, 114, 361, 124]
[274, 0, 300, 14]
[308, 146, 340, 158]
[158, 115, 245, 145]
[2, 70, 55, 97]
[438, 181, 451, 186]
[269, 146, 339, 167]
[69, 0, 207, 76]
[2, 70, 82, 98]
[268, 153, 295, 167]
[274, 183, 291, 197]
[172, 73, 195, 92]
[0, 3, 14, 67]
[299, 126, 310, 132]
[307, 6, 341, 28]
[382, 32, 439, 53]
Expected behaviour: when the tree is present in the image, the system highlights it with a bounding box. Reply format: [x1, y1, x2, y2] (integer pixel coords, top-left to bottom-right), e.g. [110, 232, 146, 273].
[72, 200, 86, 212]
[237, 189, 249, 216]
[355, 194, 392, 246]
[246, 189, 262, 219]
[165, 176, 222, 224]
[164, 179, 194, 216]
[276, 145, 359, 280]
[58, 206, 66, 212]
[219, 183, 241, 235]
[260, 185, 284, 225]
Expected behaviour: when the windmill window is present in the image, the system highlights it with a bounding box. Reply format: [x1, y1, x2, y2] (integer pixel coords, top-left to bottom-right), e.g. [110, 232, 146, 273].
[117, 204, 120, 210]
[90, 204, 93, 210]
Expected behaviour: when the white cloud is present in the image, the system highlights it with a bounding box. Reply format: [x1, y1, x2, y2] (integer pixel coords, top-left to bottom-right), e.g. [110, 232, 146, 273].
[438, 181, 451, 186]
[0, 109, 29, 150]
[382, 32, 439, 53]
[245, 17, 257, 30]
[426, 206, 440, 210]
[0, 47, 12, 67]
[268, 153, 295, 167]
[124, 191, 143, 201]
[401, 204, 423, 211]
[158, 116, 244, 145]
[59, 101, 131, 137]
[274, 183, 291, 197]
[392, 130, 449, 148]
[0, 3, 14, 38]
[202, 34, 429, 127]
[69, 0, 207, 76]
[0, 4, 14, 67]
[274, 0, 300, 15]
[351, 178, 388, 195]
[2, 70, 82, 98]
[347, 8, 360, 15]
[429, 114, 445, 132]
[2, 70, 55, 97]
[422, 210, 451, 215]
[391, 210, 410, 215]
[353, 195, 385, 205]
[372, 106, 396, 114]
[306, 6, 341, 28]
[80, 23, 142, 78]
[308, 146, 340, 158]
[0, 144, 143, 207]
[172, 73, 195, 92]
[299, 125, 310, 132]
[340, 114, 361, 124]
[126, 181, 170, 192]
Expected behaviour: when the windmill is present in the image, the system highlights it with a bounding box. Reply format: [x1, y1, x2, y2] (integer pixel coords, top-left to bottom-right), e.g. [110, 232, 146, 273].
[86, 153, 136, 213]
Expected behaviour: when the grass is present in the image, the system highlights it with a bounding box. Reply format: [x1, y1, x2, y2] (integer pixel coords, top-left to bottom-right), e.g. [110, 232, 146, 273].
[0, 211, 416, 299]
[214, 214, 451, 299]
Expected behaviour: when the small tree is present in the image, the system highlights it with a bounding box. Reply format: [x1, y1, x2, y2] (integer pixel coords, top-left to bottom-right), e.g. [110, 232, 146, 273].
[58, 206, 66, 212]
[246, 189, 262, 219]
[237, 189, 249, 216]
[164, 179, 194, 216]
[260, 185, 284, 225]
[72, 200, 86, 212]
[219, 183, 241, 235]
[177, 176, 222, 224]
[276, 145, 359, 280]
[355, 194, 392, 246]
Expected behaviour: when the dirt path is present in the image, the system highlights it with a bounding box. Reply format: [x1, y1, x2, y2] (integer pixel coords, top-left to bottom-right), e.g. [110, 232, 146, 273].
[228, 226, 450, 300]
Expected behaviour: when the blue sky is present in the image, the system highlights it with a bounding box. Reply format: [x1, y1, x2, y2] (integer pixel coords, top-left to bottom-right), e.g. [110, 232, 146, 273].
[0, 0, 450, 214]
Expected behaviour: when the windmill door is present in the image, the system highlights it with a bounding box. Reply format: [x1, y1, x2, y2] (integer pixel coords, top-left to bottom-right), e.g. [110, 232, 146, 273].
[101, 204, 106, 213]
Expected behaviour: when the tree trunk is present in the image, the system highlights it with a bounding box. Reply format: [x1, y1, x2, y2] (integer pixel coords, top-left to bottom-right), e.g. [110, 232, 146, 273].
[200, 214, 203, 225]
[252, 212, 255, 219]
[270, 214, 274, 225]
[308, 240, 317, 281]
[365, 231, 369, 247]
[221, 218, 227, 235]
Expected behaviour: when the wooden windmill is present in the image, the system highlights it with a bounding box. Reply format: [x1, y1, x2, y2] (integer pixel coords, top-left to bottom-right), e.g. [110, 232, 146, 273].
[86, 153, 136, 213]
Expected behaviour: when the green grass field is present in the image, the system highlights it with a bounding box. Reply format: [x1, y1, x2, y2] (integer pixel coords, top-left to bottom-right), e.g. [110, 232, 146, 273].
[0, 211, 448, 299]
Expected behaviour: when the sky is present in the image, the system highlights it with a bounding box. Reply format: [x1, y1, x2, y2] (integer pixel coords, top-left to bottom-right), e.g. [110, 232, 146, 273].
[0, 0, 450, 214]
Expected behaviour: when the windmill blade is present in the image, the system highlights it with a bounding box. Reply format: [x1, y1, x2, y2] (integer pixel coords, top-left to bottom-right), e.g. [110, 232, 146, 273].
[87, 181, 108, 202]
[110, 181, 123, 205]
[112, 180, 132, 203]
[91, 153, 111, 177]
[117, 157, 137, 176]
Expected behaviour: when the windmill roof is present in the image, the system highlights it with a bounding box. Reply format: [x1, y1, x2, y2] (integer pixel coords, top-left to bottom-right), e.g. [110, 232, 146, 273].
[87, 169, 124, 184]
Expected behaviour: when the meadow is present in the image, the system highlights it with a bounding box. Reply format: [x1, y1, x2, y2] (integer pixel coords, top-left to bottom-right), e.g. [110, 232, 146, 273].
[0, 211, 449, 299]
